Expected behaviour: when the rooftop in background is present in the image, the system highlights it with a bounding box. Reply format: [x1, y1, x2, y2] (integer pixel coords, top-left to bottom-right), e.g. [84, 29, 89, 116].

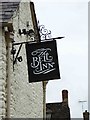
[0, 2, 20, 23]
[46, 90, 71, 119]
[46, 102, 70, 119]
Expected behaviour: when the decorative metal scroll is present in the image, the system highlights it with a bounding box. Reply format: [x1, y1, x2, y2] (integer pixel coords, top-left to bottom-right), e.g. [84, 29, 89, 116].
[38, 22, 52, 40]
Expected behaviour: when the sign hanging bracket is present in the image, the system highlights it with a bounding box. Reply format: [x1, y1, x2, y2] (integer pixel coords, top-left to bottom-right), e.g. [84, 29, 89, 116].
[11, 23, 64, 71]
[13, 43, 23, 65]
[11, 36, 64, 70]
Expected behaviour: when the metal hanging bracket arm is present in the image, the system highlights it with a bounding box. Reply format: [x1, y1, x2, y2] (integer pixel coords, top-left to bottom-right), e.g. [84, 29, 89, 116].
[11, 22, 65, 71]
[13, 43, 23, 65]
[46, 36, 65, 41]
[12, 36, 65, 46]
[11, 36, 64, 64]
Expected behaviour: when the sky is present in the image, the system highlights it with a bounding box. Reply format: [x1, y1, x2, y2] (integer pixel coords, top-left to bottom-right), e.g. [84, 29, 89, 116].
[31, 0, 88, 118]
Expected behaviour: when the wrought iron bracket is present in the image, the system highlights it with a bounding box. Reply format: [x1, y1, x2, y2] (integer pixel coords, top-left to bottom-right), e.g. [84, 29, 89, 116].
[13, 43, 23, 65]
[11, 41, 33, 70]
[11, 23, 64, 70]
[11, 37, 64, 71]
[11, 36, 64, 64]
[38, 23, 52, 40]
[11, 43, 22, 70]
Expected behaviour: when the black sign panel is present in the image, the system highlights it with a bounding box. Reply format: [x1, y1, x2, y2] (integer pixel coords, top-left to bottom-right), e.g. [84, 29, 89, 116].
[26, 40, 60, 83]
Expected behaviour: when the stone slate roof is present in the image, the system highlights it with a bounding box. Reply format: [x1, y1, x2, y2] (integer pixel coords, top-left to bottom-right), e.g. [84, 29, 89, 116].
[46, 102, 71, 119]
[0, 1, 20, 23]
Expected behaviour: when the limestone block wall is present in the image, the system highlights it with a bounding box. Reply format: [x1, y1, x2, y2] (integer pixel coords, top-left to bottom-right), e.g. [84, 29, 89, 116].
[9, 1, 43, 118]
[0, 1, 43, 119]
[0, 29, 7, 119]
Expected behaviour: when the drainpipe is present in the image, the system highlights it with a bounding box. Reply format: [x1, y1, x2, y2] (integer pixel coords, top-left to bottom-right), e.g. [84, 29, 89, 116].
[43, 81, 46, 119]
[5, 31, 11, 118]
[43, 81, 48, 119]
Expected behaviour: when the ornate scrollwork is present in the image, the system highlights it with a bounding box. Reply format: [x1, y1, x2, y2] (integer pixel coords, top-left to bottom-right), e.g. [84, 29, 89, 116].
[38, 22, 51, 40]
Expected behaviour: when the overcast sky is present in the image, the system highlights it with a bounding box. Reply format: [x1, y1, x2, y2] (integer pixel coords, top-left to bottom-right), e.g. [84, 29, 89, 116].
[31, 0, 88, 118]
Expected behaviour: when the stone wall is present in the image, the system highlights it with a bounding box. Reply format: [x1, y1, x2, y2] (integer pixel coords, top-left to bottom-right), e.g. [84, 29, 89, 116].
[0, 1, 43, 119]
[0, 29, 7, 119]
[10, 1, 43, 118]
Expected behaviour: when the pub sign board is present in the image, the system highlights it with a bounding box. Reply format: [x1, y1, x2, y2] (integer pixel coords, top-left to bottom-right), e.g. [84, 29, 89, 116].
[26, 40, 60, 83]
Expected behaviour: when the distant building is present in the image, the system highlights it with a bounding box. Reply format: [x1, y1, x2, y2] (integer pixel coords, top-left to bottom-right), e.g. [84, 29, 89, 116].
[0, 0, 44, 118]
[46, 90, 71, 119]
[83, 110, 89, 120]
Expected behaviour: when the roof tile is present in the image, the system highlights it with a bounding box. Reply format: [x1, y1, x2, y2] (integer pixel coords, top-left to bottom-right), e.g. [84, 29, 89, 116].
[0, 2, 20, 23]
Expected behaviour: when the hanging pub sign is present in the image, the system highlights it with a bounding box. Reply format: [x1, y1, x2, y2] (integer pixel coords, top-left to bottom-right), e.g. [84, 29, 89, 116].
[26, 40, 60, 83]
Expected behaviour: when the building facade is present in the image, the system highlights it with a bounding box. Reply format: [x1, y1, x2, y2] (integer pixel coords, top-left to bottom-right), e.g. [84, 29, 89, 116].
[0, 0, 44, 119]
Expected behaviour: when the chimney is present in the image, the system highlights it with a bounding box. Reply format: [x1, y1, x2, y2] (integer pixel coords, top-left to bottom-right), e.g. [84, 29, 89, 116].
[83, 110, 89, 120]
[62, 90, 68, 105]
